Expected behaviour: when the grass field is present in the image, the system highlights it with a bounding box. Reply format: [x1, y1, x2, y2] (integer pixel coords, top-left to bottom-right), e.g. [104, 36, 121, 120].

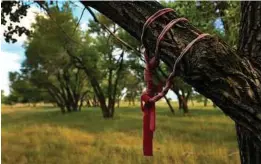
[1, 102, 240, 164]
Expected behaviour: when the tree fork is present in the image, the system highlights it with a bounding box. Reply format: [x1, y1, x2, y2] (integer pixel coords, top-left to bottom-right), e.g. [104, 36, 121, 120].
[82, 1, 261, 144]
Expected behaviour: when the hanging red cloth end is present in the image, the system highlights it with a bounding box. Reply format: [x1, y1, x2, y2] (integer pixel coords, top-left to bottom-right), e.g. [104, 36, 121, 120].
[141, 93, 156, 156]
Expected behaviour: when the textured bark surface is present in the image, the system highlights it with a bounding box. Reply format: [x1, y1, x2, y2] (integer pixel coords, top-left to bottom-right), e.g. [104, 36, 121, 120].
[238, 2, 261, 69]
[236, 2, 261, 164]
[236, 124, 261, 164]
[82, 1, 261, 144]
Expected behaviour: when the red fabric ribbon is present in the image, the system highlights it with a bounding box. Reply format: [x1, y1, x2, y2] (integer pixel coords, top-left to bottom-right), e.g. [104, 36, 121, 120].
[140, 8, 210, 157]
[140, 53, 161, 156]
[141, 93, 155, 156]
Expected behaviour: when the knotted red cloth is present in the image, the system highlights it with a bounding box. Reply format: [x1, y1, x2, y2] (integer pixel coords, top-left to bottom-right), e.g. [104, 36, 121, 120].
[140, 52, 162, 156]
[140, 8, 210, 156]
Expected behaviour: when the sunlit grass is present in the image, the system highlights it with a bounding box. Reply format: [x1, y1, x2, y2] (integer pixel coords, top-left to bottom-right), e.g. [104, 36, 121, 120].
[1, 102, 240, 164]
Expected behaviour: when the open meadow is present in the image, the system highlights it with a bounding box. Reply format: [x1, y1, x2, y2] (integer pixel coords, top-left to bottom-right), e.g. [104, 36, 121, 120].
[1, 102, 240, 164]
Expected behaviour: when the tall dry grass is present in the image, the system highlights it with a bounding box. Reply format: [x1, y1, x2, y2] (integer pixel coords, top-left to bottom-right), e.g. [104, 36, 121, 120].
[1, 102, 240, 164]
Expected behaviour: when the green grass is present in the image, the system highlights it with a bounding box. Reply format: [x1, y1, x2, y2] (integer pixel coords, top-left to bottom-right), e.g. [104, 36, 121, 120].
[1, 102, 240, 164]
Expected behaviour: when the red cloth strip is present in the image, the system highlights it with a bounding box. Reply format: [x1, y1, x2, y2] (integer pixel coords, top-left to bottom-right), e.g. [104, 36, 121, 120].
[141, 52, 157, 156]
[140, 8, 211, 157]
[141, 8, 174, 43]
[141, 94, 154, 156]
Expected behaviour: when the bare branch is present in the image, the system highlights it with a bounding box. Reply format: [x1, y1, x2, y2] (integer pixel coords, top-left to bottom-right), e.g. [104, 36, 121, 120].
[86, 7, 142, 56]
[73, 8, 86, 34]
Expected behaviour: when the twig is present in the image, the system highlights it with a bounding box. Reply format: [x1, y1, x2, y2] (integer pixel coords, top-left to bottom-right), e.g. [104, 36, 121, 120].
[86, 7, 142, 57]
[73, 8, 86, 34]
[35, 1, 83, 47]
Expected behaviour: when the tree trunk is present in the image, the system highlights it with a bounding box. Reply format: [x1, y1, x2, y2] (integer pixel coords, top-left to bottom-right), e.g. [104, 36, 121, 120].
[236, 124, 261, 164]
[164, 96, 175, 114]
[60, 106, 66, 114]
[92, 95, 98, 107]
[204, 98, 208, 107]
[184, 90, 191, 113]
[238, 2, 261, 71]
[47, 88, 66, 113]
[102, 106, 111, 118]
[86, 99, 91, 107]
[177, 95, 182, 110]
[236, 2, 261, 164]
[83, 68, 112, 118]
[66, 48, 114, 118]
[191, 99, 194, 106]
[84, 1, 261, 144]
[132, 97, 135, 106]
[173, 89, 182, 110]
[111, 106, 115, 117]
[181, 95, 189, 114]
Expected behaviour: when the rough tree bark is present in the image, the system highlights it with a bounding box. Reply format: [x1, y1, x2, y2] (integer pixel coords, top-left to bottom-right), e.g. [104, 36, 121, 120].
[82, 1, 261, 146]
[236, 2, 261, 164]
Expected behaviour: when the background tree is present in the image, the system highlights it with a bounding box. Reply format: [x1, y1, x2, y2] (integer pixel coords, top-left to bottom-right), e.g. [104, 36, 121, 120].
[6, 71, 51, 106]
[122, 70, 143, 106]
[1, 90, 6, 104]
[171, 77, 191, 113]
[23, 3, 90, 113]
[65, 14, 127, 118]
